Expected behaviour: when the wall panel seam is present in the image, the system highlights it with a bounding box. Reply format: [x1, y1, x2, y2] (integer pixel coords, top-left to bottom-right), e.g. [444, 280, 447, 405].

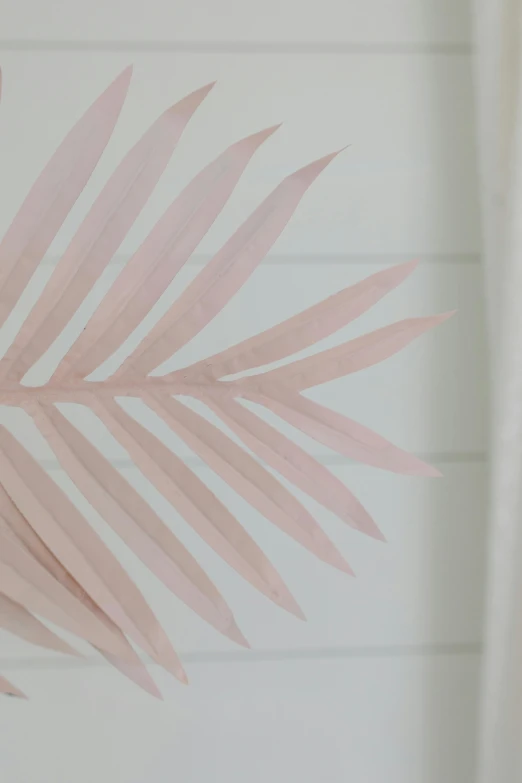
[0, 643, 483, 671]
[39, 253, 482, 267]
[0, 40, 473, 54]
[36, 453, 488, 471]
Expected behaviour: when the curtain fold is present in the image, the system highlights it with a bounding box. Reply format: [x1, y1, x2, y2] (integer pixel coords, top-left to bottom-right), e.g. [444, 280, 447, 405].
[472, 2, 522, 780]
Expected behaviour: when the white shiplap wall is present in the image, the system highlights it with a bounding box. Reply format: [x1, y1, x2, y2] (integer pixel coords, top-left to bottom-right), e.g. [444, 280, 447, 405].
[0, 1, 485, 782]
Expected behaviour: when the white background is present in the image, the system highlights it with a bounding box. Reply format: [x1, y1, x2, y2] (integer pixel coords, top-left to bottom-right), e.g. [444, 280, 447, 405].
[0, 1, 485, 781]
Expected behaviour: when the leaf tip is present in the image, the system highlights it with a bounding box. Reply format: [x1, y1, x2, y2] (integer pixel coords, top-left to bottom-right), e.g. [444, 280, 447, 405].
[191, 80, 216, 101]
[318, 534, 355, 575]
[417, 462, 443, 478]
[335, 557, 356, 576]
[161, 656, 189, 685]
[227, 621, 251, 649]
[372, 526, 387, 543]
[167, 80, 216, 120]
[439, 309, 457, 321]
[293, 146, 346, 184]
[111, 64, 133, 93]
[259, 122, 283, 139]
[424, 310, 457, 333]
[396, 258, 420, 277]
[2, 687, 27, 700]
[284, 596, 307, 621]
[358, 517, 387, 542]
[140, 674, 164, 700]
[239, 123, 282, 152]
[94, 65, 133, 117]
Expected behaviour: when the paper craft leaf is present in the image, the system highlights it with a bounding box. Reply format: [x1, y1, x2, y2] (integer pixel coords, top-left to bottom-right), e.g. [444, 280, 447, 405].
[0, 68, 453, 699]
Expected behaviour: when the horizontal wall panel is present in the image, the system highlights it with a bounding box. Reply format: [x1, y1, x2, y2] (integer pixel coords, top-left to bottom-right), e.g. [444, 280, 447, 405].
[0, 655, 479, 783]
[0, 460, 486, 659]
[0, 0, 471, 45]
[0, 52, 479, 255]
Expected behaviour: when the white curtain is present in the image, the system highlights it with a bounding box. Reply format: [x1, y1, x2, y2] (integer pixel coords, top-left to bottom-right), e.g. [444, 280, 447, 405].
[473, 1, 522, 780]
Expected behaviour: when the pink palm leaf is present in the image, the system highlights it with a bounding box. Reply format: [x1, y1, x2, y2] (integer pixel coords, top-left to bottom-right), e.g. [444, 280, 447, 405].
[0, 67, 453, 698]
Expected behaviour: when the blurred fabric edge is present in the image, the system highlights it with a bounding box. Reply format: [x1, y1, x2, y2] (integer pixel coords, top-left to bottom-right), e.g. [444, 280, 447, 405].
[472, 1, 522, 781]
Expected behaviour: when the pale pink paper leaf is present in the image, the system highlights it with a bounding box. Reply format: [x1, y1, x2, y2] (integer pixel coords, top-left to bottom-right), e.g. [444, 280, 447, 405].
[174, 260, 419, 382]
[3, 82, 214, 384]
[87, 394, 304, 619]
[113, 149, 344, 380]
[253, 313, 454, 391]
[0, 675, 26, 699]
[52, 125, 279, 384]
[146, 392, 352, 573]
[0, 67, 132, 329]
[204, 395, 384, 539]
[0, 592, 79, 656]
[0, 70, 455, 697]
[244, 387, 441, 477]
[0, 425, 185, 680]
[28, 401, 246, 646]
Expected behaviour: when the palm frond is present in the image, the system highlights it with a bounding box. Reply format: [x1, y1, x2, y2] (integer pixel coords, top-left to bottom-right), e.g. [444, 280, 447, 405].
[0, 68, 453, 699]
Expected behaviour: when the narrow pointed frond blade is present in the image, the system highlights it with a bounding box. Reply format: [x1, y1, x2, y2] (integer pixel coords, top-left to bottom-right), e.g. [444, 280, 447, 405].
[245, 388, 440, 476]
[0, 675, 26, 699]
[205, 395, 383, 539]
[255, 313, 454, 391]
[52, 125, 279, 384]
[0, 485, 142, 660]
[3, 83, 214, 384]
[0, 530, 134, 658]
[0, 591, 79, 656]
[87, 395, 304, 618]
[176, 261, 419, 381]
[114, 149, 343, 380]
[29, 401, 245, 646]
[99, 649, 163, 699]
[0, 423, 185, 678]
[147, 392, 352, 573]
[0, 68, 132, 330]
